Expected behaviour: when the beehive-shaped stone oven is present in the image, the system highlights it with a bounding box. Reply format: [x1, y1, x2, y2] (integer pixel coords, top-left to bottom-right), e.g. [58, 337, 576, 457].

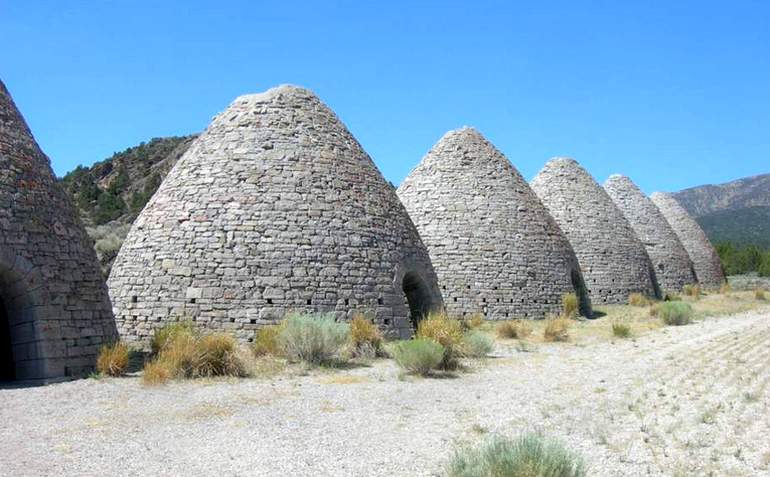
[0, 80, 117, 382]
[604, 175, 697, 292]
[108, 85, 443, 342]
[531, 158, 659, 304]
[397, 128, 591, 319]
[650, 192, 725, 289]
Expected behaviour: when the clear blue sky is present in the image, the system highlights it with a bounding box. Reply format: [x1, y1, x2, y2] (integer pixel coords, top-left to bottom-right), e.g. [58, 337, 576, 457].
[2, 1, 768, 193]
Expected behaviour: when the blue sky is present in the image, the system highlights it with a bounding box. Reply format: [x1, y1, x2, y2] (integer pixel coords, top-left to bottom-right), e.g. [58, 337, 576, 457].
[1, 1, 768, 193]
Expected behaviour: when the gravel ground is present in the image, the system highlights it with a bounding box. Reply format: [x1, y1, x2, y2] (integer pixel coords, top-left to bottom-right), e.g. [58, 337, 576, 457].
[2, 308, 770, 476]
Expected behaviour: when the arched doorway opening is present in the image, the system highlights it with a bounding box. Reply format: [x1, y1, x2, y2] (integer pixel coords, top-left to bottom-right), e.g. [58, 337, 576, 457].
[570, 269, 592, 318]
[402, 272, 434, 331]
[0, 295, 15, 381]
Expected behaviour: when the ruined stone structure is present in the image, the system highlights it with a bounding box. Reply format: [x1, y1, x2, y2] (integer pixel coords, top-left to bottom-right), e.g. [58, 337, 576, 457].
[604, 175, 697, 292]
[108, 85, 443, 343]
[0, 80, 117, 381]
[397, 128, 591, 319]
[650, 192, 726, 288]
[531, 158, 659, 304]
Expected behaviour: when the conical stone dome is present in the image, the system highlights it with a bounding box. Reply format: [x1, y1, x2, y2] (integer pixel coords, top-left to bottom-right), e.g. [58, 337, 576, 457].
[397, 128, 591, 319]
[531, 158, 659, 304]
[108, 85, 443, 342]
[604, 175, 696, 292]
[0, 80, 117, 381]
[650, 192, 725, 288]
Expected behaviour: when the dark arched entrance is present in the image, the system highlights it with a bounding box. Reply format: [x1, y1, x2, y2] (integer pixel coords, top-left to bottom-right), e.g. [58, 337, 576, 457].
[402, 272, 434, 330]
[0, 295, 15, 380]
[570, 269, 592, 318]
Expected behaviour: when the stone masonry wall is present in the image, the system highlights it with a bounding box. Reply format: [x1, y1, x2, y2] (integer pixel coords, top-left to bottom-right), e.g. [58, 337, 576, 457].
[650, 192, 726, 289]
[531, 158, 659, 304]
[604, 175, 697, 291]
[108, 85, 443, 344]
[0, 79, 117, 381]
[398, 128, 592, 319]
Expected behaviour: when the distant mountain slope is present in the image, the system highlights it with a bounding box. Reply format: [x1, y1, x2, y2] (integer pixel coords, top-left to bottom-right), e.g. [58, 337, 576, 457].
[674, 173, 770, 217]
[695, 206, 770, 249]
[60, 135, 196, 274]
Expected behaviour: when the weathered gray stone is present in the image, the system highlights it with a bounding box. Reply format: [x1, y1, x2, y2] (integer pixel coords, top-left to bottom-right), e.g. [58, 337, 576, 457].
[531, 158, 659, 304]
[0, 79, 117, 381]
[650, 192, 726, 289]
[108, 85, 443, 343]
[397, 128, 591, 319]
[604, 175, 697, 292]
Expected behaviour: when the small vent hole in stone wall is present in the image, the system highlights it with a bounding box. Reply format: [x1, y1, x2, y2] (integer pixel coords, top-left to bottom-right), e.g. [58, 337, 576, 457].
[189, 298, 196, 304]
[344, 298, 349, 306]
[383, 318, 391, 325]
[250, 319, 257, 324]
[307, 299, 312, 305]
[131, 296, 138, 303]
[267, 299, 273, 305]
[229, 318, 235, 323]
[378, 298, 383, 305]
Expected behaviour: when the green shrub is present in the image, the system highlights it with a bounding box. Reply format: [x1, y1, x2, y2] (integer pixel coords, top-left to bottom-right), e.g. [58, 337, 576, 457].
[252, 325, 282, 357]
[417, 311, 465, 370]
[658, 302, 694, 326]
[151, 321, 198, 355]
[96, 342, 130, 377]
[628, 293, 651, 307]
[462, 331, 494, 358]
[496, 321, 533, 339]
[561, 293, 579, 318]
[278, 313, 350, 365]
[390, 339, 444, 376]
[448, 433, 586, 477]
[611, 322, 631, 338]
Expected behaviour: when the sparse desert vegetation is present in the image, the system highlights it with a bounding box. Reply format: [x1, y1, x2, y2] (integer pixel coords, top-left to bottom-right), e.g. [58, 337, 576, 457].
[95, 342, 131, 377]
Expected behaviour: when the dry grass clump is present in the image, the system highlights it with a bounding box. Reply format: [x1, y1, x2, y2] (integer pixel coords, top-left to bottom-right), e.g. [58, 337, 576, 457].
[658, 302, 694, 326]
[278, 313, 350, 365]
[142, 325, 246, 385]
[468, 313, 485, 329]
[447, 432, 586, 477]
[544, 316, 571, 342]
[628, 293, 652, 307]
[611, 321, 632, 338]
[561, 292, 579, 318]
[96, 342, 131, 377]
[720, 282, 732, 294]
[350, 314, 383, 354]
[683, 284, 701, 298]
[252, 325, 282, 357]
[416, 311, 466, 370]
[496, 320, 533, 339]
[755, 288, 766, 300]
[150, 321, 198, 355]
[390, 339, 445, 376]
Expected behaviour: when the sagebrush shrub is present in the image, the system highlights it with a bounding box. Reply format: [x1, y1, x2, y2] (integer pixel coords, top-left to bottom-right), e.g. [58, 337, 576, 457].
[448, 432, 586, 477]
[350, 314, 382, 353]
[96, 342, 130, 377]
[462, 331, 494, 358]
[151, 321, 198, 355]
[391, 339, 444, 376]
[561, 293, 579, 318]
[544, 317, 571, 342]
[496, 321, 533, 339]
[658, 302, 694, 326]
[417, 311, 465, 370]
[252, 325, 282, 357]
[628, 293, 651, 307]
[278, 313, 350, 365]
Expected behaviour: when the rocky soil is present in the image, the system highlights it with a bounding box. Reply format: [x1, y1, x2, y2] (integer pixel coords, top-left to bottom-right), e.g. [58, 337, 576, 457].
[2, 308, 770, 476]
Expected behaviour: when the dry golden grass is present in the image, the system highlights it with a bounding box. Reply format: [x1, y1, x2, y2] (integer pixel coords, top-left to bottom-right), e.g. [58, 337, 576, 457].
[317, 374, 369, 385]
[468, 313, 485, 329]
[720, 282, 732, 295]
[755, 289, 766, 301]
[416, 311, 465, 369]
[544, 316, 571, 342]
[611, 321, 632, 338]
[683, 284, 701, 299]
[562, 293, 579, 318]
[628, 293, 652, 307]
[350, 314, 382, 351]
[96, 342, 131, 377]
[496, 320, 533, 339]
[142, 360, 171, 385]
[252, 325, 282, 357]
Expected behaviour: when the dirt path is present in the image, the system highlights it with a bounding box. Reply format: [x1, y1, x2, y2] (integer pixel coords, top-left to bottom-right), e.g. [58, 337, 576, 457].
[2, 309, 769, 476]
